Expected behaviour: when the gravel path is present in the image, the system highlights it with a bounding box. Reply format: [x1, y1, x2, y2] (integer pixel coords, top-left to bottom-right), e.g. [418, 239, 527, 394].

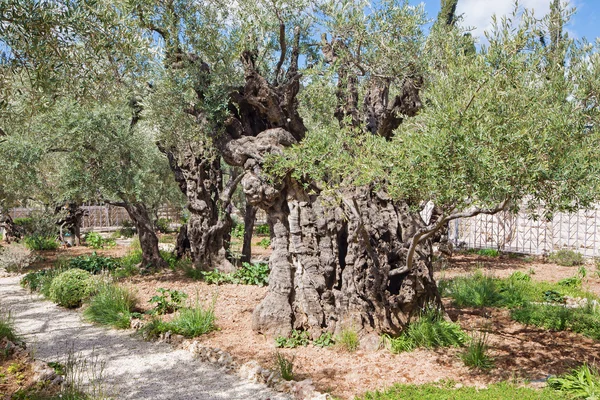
[0, 274, 289, 400]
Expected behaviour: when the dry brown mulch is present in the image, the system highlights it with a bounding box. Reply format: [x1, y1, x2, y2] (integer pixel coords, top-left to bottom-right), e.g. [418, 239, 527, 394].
[14, 243, 600, 399]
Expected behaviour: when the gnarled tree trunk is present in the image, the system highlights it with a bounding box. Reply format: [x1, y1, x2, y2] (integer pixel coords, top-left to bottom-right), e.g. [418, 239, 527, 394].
[160, 144, 235, 273]
[122, 202, 168, 269]
[241, 202, 257, 264]
[0, 213, 22, 243]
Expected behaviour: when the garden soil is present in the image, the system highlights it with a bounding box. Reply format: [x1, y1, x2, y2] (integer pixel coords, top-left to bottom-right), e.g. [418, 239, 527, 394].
[3, 244, 600, 399]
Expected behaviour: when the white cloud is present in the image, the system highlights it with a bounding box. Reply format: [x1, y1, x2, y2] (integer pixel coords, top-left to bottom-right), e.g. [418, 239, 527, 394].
[456, 0, 561, 40]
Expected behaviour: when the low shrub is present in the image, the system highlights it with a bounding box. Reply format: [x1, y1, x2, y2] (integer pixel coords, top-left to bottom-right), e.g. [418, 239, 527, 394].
[461, 332, 494, 370]
[383, 308, 467, 353]
[49, 269, 94, 308]
[24, 235, 59, 251]
[160, 250, 178, 270]
[337, 328, 360, 352]
[511, 303, 600, 340]
[68, 252, 121, 274]
[0, 244, 35, 272]
[21, 268, 64, 298]
[83, 284, 138, 329]
[548, 363, 600, 400]
[549, 249, 584, 267]
[119, 249, 143, 269]
[356, 381, 567, 400]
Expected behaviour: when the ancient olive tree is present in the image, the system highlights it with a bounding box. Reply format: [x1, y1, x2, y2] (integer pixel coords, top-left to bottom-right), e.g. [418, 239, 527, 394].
[208, 0, 599, 338]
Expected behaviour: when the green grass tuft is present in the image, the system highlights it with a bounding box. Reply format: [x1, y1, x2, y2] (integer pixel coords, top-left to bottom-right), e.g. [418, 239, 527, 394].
[548, 250, 584, 267]
[83, 284, 138, 329]
[356, 381, 567, 400]
[461, 332, 494, 370]
[384, 308, 467, 353]
[336, 328, 360, 352]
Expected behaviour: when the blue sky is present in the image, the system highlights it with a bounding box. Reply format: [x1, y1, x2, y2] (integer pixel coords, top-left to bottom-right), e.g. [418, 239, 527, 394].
[412, 0, 600, 42]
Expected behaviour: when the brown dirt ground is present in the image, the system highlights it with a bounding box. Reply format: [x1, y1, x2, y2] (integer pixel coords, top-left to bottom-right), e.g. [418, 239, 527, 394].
[11, 243, 600, 399]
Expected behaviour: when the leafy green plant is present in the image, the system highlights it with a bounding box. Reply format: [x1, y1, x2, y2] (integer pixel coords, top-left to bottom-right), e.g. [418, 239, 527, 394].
[383, 308, 467, 353]
[461, 332, 494, 370]
[139, 317, 171, 341]
[548, 364, 600, 400]
[231, 223, 244, 239]
[159, 250, 178, 270]
[508, 271, 531, 282]
[274, 351, 294, 381]
[549, 249, 584, 267]
[236, 262, 269, 286]
[24, 235, 59, 251]
[200, 270, 234, 284]
[149, 288, 187, 314]
[84, 232, 115, 249]
[155, 218, 171, 233]
[257, 238, 271, 249]
[275, 330, 311, 348]
[558, 276, 582, 288]
[337, 328, 360, 352]
[68, 252, 121, 274]
[543, 290, 565, 303]
[255, 224, 270, 236]
[83, 284, 138, 329]
[118, 220, 136, 238]
[314, 332, 335, 348]
[49, 269, 94, 308]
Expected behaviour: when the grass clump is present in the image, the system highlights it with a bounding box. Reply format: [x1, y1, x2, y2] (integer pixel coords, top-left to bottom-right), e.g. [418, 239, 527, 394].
[83, 284, 138, 329]
[461, 332, 494, 370]
[356, 380, 567, 400]
[141, 299, 217, 339]
[169, 301, 216, 338]
[383, 308, 467, 353]
[549, 249, 584, 267]
[336, 328, 360, 352]
[510, 303, 600, 340]
[0, 309, 18, 343]
[548, 363, 600, 399]
[440, 271, 594, 309]
[274, 351, 294, 381]
[475, 248, 500, 257]
[49, 269, 94, 308]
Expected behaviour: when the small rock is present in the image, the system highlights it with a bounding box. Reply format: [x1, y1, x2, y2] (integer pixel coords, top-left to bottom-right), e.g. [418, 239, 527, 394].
[130, 319, 143, 330]
[32, 361, 58, 382]
[171, 334, 185, 346]
[454, 383, 463, 389]
[239, 360, 262, 382]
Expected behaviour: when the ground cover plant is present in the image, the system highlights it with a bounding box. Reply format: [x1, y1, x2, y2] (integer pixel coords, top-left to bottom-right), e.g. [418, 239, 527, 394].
[23, 235, 59, 251]
[197, 262, 269, 286]
[549, 250, 585, 267]
[84, 232, 116, 250]
[149, 288, 187, 315]
[511, 303, 600, 340]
